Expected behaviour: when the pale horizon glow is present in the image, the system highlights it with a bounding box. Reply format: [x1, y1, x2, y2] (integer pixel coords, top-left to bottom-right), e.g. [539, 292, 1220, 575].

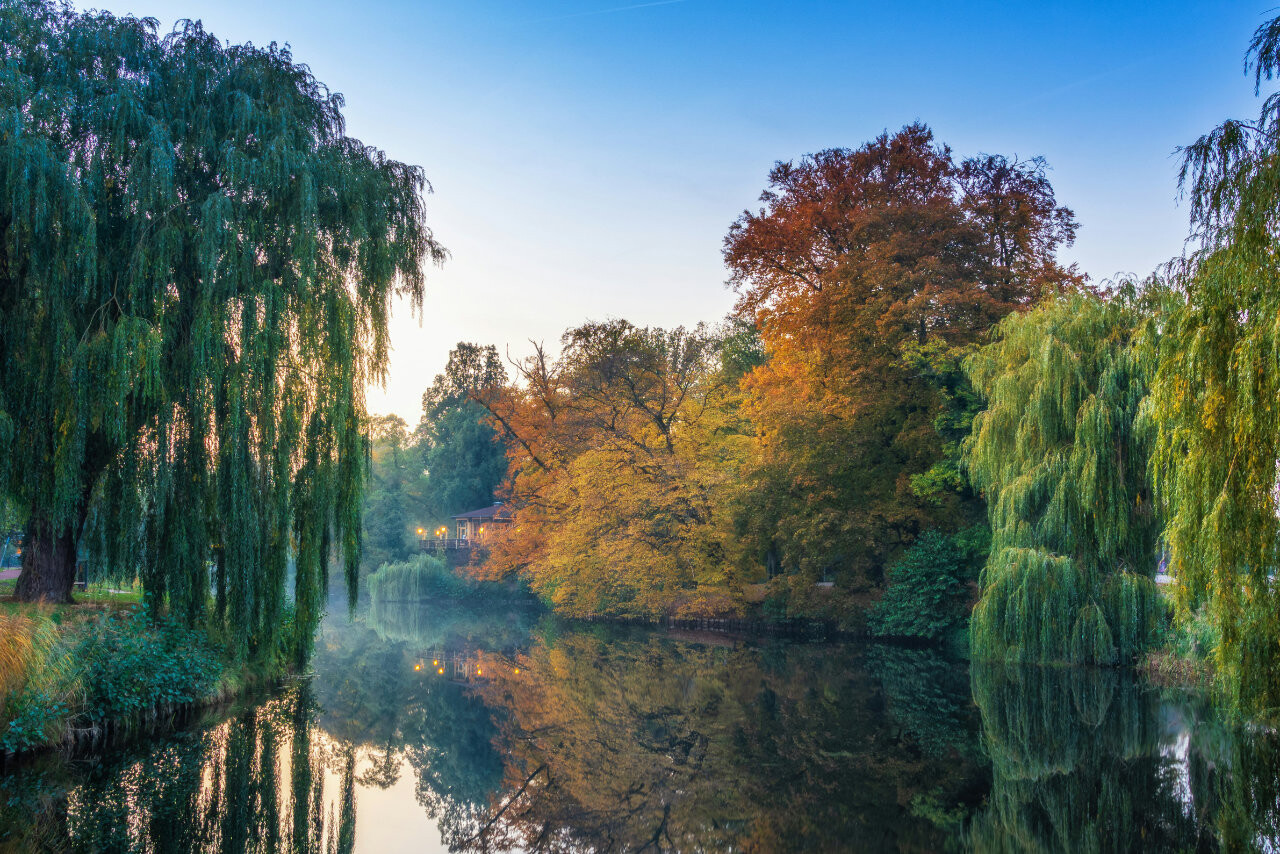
[91, 0, 1268, 423]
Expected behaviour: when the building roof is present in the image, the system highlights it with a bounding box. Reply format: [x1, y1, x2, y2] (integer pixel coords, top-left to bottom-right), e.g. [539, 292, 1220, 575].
[452, 502, 511, 521]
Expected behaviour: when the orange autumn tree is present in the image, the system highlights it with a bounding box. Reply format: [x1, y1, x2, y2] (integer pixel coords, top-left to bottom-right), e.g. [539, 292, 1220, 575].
[725, 123, 1080, 593]
[475, 320, 751, 617]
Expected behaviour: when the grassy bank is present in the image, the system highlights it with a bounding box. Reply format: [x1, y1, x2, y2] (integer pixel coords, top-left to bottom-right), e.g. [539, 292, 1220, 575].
[0, 588, 300, 758]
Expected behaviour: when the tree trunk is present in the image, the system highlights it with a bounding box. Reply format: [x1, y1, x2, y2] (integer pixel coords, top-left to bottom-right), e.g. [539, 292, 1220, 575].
[14, 516, 79, 603]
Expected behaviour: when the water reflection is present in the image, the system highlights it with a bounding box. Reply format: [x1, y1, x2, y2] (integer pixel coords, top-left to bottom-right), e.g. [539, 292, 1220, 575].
[459, 628, 987, 852]
[967, 665, 1280, 853]
[1, 602, 1278, 852]
[0, 687, 349, 852]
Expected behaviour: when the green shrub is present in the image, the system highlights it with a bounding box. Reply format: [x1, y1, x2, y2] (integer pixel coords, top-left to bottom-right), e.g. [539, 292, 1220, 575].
[0, 608, 223, 753]
[761, 584, 790, 621]
[0, 687, 68, 753]
[368, 554, 477, 602]
[75, 609, 221, 722]
[868, 531, 966, 642]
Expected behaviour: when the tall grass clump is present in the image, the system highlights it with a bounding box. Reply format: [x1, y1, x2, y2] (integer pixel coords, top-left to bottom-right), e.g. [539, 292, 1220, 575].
[0, 612, 59, 698]
[0, 611, 74, 751]
[1141, 600, 1218, 687]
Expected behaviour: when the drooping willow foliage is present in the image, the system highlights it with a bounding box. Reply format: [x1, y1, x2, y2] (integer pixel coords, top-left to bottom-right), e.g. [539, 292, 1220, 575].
[0, 1, 441, 658]
[964, 290, 1161, 665]
[1146, 14, 1280, 716]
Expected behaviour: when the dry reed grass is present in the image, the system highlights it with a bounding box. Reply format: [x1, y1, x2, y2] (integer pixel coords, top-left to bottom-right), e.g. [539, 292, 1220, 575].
[0, 610, 56, 699]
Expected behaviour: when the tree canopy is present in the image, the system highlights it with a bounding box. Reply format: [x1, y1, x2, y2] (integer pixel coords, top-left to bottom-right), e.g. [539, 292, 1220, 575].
[1146, 13, 1280, 714]
[724, 124, 1080, 587]
[416, 343, 509, 521]
[0, 2, 441, 659]
[361, 415, 430, 574]
[965, 288, 1162, 665]
[475, 319, 747, 617]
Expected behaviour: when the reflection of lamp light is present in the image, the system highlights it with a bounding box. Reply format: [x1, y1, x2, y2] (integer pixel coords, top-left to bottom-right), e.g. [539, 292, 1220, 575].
[437, 667, 444, 675]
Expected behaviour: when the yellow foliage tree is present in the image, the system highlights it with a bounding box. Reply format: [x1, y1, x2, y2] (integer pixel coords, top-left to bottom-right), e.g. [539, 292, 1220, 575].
[475, 320, 751, 617]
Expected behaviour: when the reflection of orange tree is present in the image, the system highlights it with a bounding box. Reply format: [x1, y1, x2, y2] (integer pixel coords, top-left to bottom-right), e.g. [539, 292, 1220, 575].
[460, 632, 986, 851]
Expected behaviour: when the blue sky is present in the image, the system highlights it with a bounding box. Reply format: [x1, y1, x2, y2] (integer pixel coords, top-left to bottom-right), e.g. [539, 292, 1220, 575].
[110, 0, 1267, 421]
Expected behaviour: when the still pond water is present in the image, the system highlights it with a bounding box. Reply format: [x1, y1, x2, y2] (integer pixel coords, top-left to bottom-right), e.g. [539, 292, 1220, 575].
[2, 599, 1279, 852]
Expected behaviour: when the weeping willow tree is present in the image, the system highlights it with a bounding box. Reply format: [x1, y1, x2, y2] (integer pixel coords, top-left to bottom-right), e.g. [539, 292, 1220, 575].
[0, 2, 442, 658]
[1145, 14, 1280, 717]
[964, 289, 1162, 665]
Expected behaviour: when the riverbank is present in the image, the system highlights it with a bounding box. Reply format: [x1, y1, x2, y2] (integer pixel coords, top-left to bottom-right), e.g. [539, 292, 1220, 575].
[0, 585, 300, 760]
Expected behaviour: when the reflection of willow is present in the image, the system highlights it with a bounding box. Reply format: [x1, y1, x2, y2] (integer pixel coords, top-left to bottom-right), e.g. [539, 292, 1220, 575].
[1214, 730, 1280, 852]
[457, 632, 987, 852]
[367, 598, 538, 651]
[12, 687, 358, 853]
[967, 665, 1218, 852]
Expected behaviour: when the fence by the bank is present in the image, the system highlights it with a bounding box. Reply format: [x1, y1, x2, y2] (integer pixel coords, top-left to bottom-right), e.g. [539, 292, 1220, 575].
[578, 613, 840, 640]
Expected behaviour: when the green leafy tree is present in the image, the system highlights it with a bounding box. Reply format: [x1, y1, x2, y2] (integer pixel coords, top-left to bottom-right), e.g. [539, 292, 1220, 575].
[362, 415, 429, 574]
[0, 4, 442, 660]
[1147, 13, 1280, 715]
[964, 289, 1161, 665]
[867, 530, 967, 642]
[417, 343, 509, 519]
